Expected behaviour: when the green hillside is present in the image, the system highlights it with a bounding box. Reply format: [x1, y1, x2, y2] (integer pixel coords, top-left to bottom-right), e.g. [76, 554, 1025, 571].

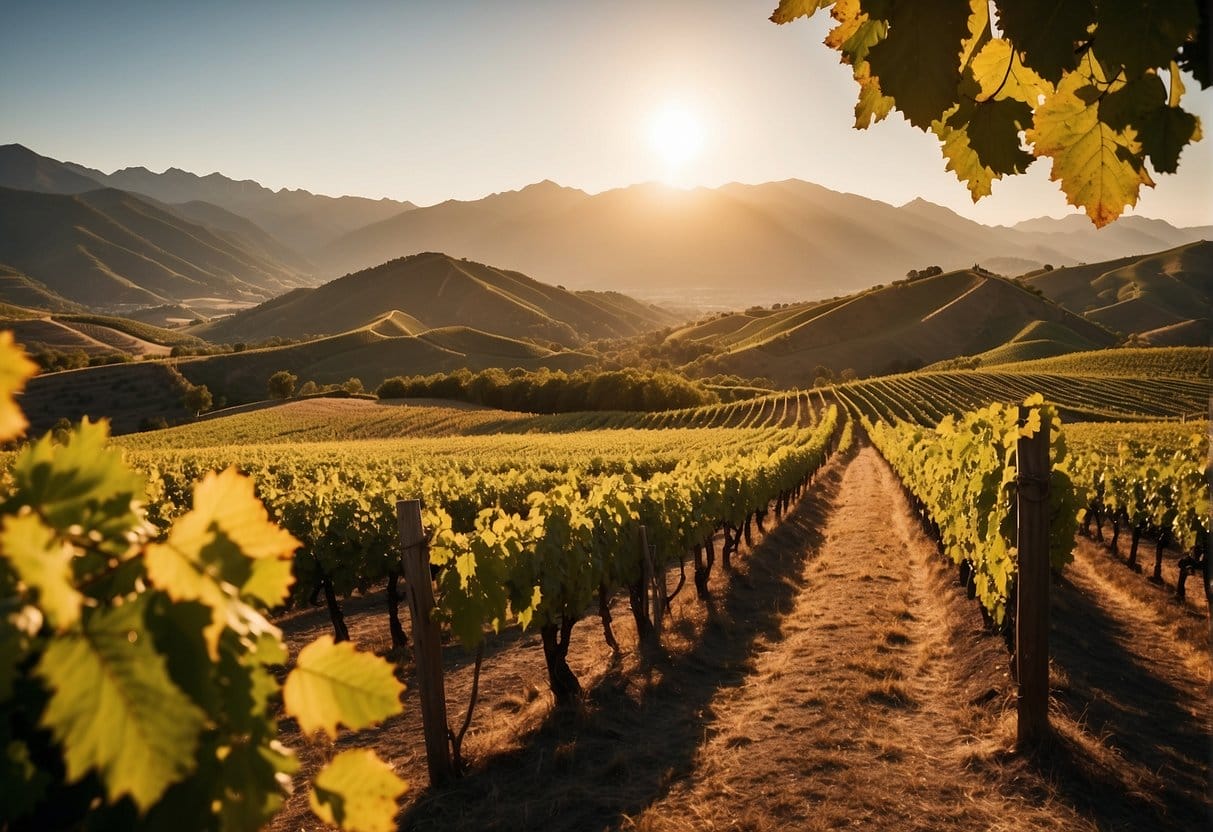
[191, 252, 679, 345]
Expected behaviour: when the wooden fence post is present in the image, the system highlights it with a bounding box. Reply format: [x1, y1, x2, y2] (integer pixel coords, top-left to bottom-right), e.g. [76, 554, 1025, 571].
[1016, 406, 1050, 748]
[397, 499, 454, 785]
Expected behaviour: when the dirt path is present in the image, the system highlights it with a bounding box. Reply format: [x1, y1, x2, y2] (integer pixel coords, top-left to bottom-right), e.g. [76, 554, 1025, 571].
[631, 445, 1087, 831]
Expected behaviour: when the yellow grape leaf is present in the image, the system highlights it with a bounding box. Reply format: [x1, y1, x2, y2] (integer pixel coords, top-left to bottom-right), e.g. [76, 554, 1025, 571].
[958, 0, 991, 70]
[770, 0, 830, 25]
[0, 331, 36, 443]
[970, 39, 1052, 104]
[309, 749, 406, 832]
[146, 468, 299, 656]
[0, 512, 82, 630]
[1019, 407, 1043, 438]
[1025, 69, 1154, 227]
[933, 112, 996, 200]
[853, 62, 895, 128]
[282, 636, 404, 739]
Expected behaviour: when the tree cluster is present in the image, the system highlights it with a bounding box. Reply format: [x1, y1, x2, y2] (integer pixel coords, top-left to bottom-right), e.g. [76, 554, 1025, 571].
[376, 367, 718, 413]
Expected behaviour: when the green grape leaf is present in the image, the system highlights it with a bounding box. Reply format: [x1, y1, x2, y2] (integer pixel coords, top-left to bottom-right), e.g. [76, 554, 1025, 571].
[1096, 0, 1199, 77]
[866, 0, 972, 129]
[946, 95, 1035, 175]
[770, 0, 830, 25]
[1103, 69, 1203, 174]
[217, 739, 298, 832]
[970, 38, 1052, 104]
[282, 636, 404, 739]
[0, 331, 37, 443]
[146, 468, 298, 656]
[36, 597, 205, 811]
[0, 512, 82, 629]
[309, 749, 407, 832]
[10, 418, 145, 538]
[993, 0, 1094, 83]
[0, 737, 50, 820]
[1025, 69, 1154, 226]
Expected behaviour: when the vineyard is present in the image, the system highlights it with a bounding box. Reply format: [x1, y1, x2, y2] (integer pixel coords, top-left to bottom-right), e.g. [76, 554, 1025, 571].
[3, 333, 1211, 831]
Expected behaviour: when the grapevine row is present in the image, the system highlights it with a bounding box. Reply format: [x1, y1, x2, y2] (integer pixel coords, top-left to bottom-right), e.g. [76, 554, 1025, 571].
[865, 397, 1080, 627]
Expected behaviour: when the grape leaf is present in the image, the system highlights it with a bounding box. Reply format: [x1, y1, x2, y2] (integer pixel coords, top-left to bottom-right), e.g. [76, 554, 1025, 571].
[0, 332, 36, 443]
[853, 62, 895, 127]
[0, 512, 82, 629]
[770, 0, 830, 25]
[958, 0, 991, 71]
[282, 636, 404, 739]
[1025, 69, 1154, 226]
[309, 749, 407, 832]
[1178, 7, 1210, 87]
[948, 95, 1035, 175]
[0, 737, 49, 819]
[934, 112, 997, 200]
[866, 0, 972, 129]
[36, 597, 206, 811]
[9, 418, 145, 539]
[1096, 0, 1199, 77]
[1102, 69, 1202, 174]
[146, 468, 298, 656]
[970, 38, 1052, 104]
[216, 739, 298, 832]
[993, 0, 1094, 83]
[827, 0, 885, 65]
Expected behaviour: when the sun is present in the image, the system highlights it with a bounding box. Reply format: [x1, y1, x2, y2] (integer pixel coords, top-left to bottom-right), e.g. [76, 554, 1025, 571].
[648, 105, 705, 176]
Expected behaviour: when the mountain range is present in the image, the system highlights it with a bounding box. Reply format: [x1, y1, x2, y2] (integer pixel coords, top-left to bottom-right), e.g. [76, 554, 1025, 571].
[318, 181, 1212, 305]
[2, 142, 1211, 313]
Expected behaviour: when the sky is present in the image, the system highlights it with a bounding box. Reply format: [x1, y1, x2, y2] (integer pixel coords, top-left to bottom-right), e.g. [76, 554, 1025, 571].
[2, 0, 1211, 227]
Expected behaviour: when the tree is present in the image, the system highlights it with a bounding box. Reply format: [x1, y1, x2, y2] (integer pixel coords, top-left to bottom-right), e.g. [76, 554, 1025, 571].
[770, 1, 1209, 227]
[268, 369, 297, 400]
[342, 377, 364, 395]
[183, 383, 213, 417]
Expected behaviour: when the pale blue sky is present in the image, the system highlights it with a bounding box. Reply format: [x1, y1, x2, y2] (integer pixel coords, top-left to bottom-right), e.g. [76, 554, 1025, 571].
[3, 0, 1210, 226]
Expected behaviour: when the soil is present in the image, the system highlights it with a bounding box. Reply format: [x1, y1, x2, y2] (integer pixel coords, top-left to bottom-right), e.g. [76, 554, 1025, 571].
[270, 440, 1211, 831]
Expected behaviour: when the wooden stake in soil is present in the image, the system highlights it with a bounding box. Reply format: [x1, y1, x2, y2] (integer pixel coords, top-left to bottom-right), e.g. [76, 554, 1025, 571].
[397, 499, 454, 785]
[1015, 406, 1050, 749]
[641, 524, 664, 634]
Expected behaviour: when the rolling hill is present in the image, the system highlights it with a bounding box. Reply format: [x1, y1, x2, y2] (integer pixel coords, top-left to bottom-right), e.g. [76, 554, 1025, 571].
[1023, 241, 1212, 345]
[676, 269, 1116, 385]
[0, 264, 84, 312]
[0, 185, 310, 309]
[190, 252, 680, 346]
[173, 326, 595, 403]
